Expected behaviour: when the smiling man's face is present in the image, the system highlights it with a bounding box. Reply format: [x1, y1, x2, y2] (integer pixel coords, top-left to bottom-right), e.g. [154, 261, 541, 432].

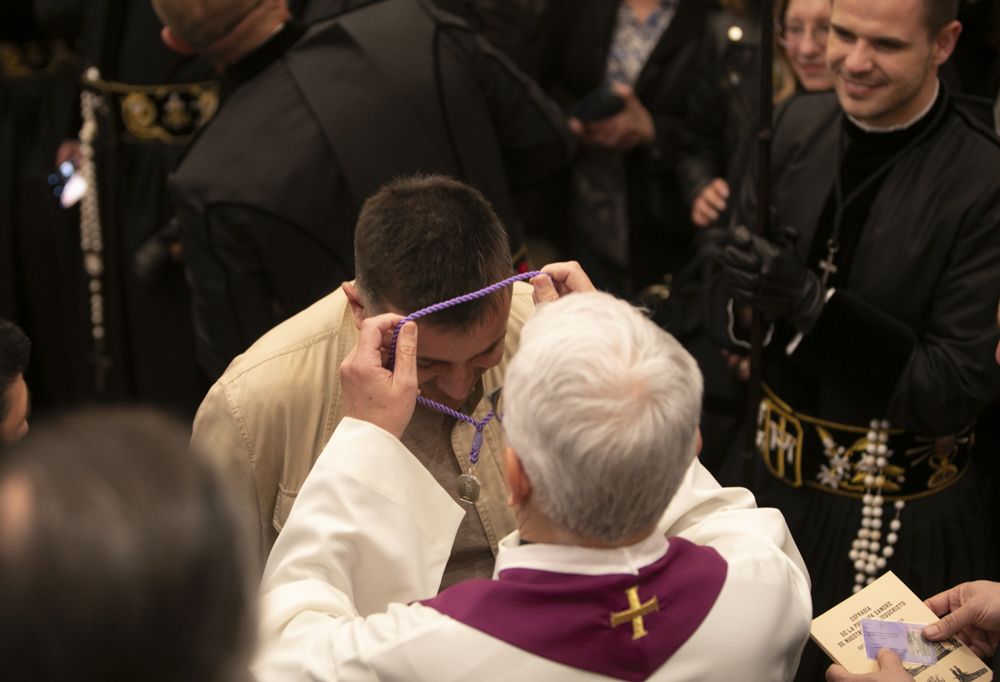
[827, 0, 956, 127]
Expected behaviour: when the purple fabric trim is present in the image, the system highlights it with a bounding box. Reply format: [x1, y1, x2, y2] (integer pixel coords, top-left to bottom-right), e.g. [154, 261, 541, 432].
[421, 536, 728, 681]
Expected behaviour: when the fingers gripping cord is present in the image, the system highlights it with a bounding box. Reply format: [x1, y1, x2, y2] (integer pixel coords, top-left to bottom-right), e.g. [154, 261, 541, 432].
[386, 270, 543, 464]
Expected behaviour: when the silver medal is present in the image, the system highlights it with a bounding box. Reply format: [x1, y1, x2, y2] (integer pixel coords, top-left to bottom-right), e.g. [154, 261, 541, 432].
[457, 473, 481, 504]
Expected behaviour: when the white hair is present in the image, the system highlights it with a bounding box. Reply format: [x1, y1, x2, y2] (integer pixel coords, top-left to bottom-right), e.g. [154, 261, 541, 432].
[503, 292, 703, 543]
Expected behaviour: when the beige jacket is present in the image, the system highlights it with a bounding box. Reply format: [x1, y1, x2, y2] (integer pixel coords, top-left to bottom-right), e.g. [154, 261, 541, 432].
[192, 283, 533, 575]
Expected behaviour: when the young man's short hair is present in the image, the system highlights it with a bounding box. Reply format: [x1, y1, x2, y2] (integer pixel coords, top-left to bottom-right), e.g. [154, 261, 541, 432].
[354, 174, 513, 329]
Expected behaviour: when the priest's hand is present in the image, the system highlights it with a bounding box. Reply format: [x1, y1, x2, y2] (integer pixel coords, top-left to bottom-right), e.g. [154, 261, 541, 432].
[722, 225, 825, 332]
[825, 649, 913, 681]
[923, 580, 1000, 658]
[531, 261, 596, 304]
[340, 314, 419, 439]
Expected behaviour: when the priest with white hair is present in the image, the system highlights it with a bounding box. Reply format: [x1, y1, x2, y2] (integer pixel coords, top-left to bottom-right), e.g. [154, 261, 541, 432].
[254, 291, 812, 681]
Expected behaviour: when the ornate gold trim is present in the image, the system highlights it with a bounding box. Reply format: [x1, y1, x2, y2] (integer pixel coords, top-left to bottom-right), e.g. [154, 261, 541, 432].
[83, 73, 220, 145]
[0, 40, 78, 79]
[758, 384, 973, 501]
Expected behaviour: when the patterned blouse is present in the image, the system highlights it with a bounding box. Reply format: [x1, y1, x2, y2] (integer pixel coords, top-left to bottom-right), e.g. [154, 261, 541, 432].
[571, 0, 678, 272]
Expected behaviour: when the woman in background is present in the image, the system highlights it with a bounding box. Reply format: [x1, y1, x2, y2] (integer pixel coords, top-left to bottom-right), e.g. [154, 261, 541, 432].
[679, 0, 832, 230]
[537, 0, 716, 296]
[668, 0, 833, 481]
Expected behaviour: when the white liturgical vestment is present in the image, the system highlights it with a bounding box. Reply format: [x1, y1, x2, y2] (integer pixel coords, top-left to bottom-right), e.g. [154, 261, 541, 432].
[254, 419, 812, 681]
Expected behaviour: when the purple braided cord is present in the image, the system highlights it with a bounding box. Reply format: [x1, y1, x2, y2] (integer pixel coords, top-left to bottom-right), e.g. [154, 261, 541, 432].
[387, 270, 543, 366]
[385, 270, 544, 465]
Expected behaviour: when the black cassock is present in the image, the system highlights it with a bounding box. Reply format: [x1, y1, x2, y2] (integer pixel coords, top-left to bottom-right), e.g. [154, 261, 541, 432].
[77, 0, 215, 416]
[0, 1, 93, 411]
[730, 87, 1000, 681]
[169, 0, 574, 379]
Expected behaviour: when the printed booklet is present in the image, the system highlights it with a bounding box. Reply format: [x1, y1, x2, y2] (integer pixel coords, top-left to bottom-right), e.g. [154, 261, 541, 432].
[811, 571, 992, 681]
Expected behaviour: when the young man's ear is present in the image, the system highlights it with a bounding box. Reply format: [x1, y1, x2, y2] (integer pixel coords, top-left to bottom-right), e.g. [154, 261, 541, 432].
[503, 446, 532, 507]
[160, 26, 195, 55]
[341, 282, 366, 330]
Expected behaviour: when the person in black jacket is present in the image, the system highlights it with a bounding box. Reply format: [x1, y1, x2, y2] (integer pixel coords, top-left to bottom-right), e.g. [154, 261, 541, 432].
[679, 0, 830, 231]
[538, 0, 717, 296]
[156, 0, 574, 379]
[58, 0, 221, 416]
[718, 0, 1000, 678]
[0, 1, 91, 413]
[667, 0, 830, 479]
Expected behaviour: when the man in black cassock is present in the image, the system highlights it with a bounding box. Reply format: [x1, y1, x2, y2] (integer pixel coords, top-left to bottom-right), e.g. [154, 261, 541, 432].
[719, 0, 1000, 679]
[155, 0, 574, 380]
[0, 1, 90, 412]
[73, 0, 218, 416]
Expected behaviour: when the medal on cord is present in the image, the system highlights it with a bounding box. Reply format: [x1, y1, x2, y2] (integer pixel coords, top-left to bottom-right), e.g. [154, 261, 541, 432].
[387, 271, 544, 504]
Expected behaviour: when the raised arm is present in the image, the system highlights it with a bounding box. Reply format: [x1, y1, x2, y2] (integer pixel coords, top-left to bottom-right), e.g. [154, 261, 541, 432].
[255, 315, 465, 677]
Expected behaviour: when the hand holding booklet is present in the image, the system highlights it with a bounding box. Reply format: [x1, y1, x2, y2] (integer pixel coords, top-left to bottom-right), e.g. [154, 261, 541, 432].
[811, 571, 993, 680]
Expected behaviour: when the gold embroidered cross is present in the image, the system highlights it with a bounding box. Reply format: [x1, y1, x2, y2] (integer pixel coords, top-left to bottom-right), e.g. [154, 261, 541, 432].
[609, 585, 659, 640]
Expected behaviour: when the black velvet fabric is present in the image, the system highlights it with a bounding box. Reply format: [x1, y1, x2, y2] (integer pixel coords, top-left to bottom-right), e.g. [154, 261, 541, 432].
[792, 290, 916, 405]
[78, 0, 213, 416]
[722, 86, 1000, 682]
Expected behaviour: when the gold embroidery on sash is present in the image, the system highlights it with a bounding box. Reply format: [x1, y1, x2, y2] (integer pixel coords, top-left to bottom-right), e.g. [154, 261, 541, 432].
[610, 586, 659, 640]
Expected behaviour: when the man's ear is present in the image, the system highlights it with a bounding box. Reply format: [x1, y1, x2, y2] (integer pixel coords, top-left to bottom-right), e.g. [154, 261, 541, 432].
[696, 428, 703, 458]
[503, 446, 532, 507]
[160, 26, 195, 55]
[341, 282, 366, 330]
[932, 20, 962, 66]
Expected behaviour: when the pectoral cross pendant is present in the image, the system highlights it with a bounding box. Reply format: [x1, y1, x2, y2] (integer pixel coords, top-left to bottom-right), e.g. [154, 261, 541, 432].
[818, 239, 840, 288]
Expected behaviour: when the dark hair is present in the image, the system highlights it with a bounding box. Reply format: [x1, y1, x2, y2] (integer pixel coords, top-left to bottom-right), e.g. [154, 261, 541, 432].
[829, 0, 958, 35]
[354, 174, 513, 329]
[0, 320, 30, 421]
[0, 409, 253, 682]
[922, 0, 958, 35]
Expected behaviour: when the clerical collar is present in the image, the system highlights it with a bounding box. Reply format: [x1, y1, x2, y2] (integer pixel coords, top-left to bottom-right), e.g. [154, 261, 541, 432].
[222, 20, 306, 96]
[847, 80, 940, 133]
[494, 531, 668, 579]
[842, 83, 945, 156]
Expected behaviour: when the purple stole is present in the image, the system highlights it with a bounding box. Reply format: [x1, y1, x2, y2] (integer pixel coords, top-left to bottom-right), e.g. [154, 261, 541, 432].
[421, 536, 727, 681]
